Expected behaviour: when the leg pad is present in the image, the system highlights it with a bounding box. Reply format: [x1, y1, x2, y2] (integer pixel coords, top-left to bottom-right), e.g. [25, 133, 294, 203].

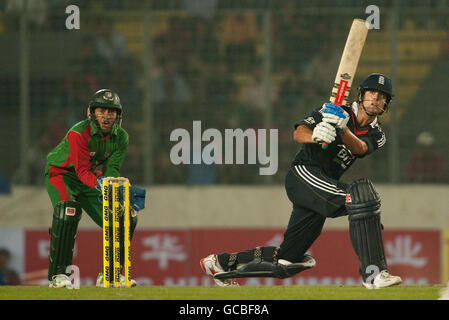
[48, 201, 82, 280]
[214, 254, 316, 280]
[346, 179, 388, 281]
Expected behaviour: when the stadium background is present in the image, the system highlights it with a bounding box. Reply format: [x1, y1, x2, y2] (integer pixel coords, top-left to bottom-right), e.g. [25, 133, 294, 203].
[0, 0, 448, 288]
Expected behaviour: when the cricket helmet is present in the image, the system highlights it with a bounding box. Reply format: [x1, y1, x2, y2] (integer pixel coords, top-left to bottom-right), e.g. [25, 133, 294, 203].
[358, 73, 393, 109]
[87, 89, 123, 126]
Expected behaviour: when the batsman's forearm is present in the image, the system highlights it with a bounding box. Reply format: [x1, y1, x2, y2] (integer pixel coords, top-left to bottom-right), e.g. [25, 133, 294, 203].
[293, 125, 316, 144]
[339, 127, 368, 155]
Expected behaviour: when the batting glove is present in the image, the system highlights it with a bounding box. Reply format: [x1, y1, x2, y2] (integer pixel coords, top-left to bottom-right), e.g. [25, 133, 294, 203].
[321, 103, 349, 131]
[312, 122, 337, 144]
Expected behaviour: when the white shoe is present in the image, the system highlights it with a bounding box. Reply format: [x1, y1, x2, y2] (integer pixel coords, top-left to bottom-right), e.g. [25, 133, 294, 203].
[96, 272, 137, 287]
[49, 274, 73, 288]
[362, 270, 402, 289]
[120, 274, 137, 287]
[200, 254, 239, 287]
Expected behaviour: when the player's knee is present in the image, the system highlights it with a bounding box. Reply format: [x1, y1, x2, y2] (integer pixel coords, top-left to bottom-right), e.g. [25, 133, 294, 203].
[54, 201, 82, 220]
[346, 178, 381, 221]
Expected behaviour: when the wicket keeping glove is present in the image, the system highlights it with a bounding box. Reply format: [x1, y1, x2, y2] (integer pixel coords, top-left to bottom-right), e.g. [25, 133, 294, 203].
[95, 176, 105, 191]
[129, 186, 146, 212]
[312, 122, 337, 144]
[97, 183, 146, 212]
[321, 103, 349, 131]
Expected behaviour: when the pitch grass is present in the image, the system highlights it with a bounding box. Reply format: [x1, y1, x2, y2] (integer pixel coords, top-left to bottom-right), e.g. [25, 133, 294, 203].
[0, 285, 444, 300]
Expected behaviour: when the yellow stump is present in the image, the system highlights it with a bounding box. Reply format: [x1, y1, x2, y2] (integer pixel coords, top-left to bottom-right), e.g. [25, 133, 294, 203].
[123, 181, 131, 287]
[102, 177, 132, 288]
[112, 182, 121, 288]
[102, 180, 111, 288]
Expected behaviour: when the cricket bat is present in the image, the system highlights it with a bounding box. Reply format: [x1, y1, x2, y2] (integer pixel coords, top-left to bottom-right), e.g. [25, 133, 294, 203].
[321, 18, 369, 149]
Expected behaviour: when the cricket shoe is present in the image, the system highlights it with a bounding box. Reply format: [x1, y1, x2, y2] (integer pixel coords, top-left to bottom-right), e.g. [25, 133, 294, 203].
[362, 270, 402, 289]
[200, 254, 239, 287]
[48, 274, 73, 288]
[96, 272, 137, 287]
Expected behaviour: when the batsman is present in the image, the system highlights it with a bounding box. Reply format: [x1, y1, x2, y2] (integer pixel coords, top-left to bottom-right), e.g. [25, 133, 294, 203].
[201, 74, 402, 289]
[44, 89, 146, 288]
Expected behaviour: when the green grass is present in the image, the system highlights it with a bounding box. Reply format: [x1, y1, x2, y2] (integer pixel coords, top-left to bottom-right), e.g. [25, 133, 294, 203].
[0, 285, 444, 300]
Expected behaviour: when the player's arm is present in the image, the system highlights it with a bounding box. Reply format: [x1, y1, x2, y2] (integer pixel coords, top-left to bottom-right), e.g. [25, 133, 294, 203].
[321, 103, 367, 155]
[294, 119, 369, 154]
[322, 103, 383, 155]
[294, 107, 337, 145]
[338, 128, 368, 155]
[103, 131, 129, 177]
[293, 125, 315, 143]
[67, 130, 99, 189]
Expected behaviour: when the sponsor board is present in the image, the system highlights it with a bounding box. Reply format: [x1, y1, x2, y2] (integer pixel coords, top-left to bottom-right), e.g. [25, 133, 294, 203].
[443, 229, 449, 283]
[23, 228, 441, 286]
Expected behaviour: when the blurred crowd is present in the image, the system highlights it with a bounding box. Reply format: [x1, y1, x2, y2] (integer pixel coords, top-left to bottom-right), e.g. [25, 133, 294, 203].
[0, 0, 447, 186]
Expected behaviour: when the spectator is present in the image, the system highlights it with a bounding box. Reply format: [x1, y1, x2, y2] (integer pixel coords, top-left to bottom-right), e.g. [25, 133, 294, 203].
[441, 34, 449, 58]
[61, 62, 99, 127]
[278, 69, 304, 110]
[206, 62, 236, 107]
[243, 68, 278, 110]
[152, 60, 191, 111]
[184, 0, 218, 19]
[6, 0, 48, 30]
[226, 84, 253, 129]
[302, 39, 341, 103]
[94, 17, 128, 70]
[165, 16, 194, 66]
[275, 69, 305, 130]
[272, 1, 310, 72]
[191, 17, 220, 64]
[242, 68, 278, 127]
[222, 13, 258, 71]
[407, 131, 444, 183]
[0, 248, 21, 285]
[78, 36, 108, 85]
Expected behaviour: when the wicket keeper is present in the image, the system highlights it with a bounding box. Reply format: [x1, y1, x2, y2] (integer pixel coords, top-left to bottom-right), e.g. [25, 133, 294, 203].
[201, 74, 402, 289]
[45, 89, 146, 288]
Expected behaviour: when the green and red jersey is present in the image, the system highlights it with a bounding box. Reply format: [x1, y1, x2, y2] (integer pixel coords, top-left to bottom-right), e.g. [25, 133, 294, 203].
[46, 119, 129, 189]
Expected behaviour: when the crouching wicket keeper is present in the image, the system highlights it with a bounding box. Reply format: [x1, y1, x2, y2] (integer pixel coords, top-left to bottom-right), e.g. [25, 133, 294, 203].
[45, 89, 146, 288]
[201, 74, 402, 289]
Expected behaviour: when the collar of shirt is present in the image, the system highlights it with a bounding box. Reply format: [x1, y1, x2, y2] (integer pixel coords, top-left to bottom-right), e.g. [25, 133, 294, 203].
[351, 101, 378, 128]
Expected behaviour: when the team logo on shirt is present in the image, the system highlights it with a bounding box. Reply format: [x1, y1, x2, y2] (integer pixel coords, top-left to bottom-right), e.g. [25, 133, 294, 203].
[333, 144, 356, 169]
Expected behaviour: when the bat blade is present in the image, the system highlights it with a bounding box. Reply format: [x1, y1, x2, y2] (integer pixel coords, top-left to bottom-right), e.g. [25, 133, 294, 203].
[322, 19, 369, 149]
[330, 19, 369, 107]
